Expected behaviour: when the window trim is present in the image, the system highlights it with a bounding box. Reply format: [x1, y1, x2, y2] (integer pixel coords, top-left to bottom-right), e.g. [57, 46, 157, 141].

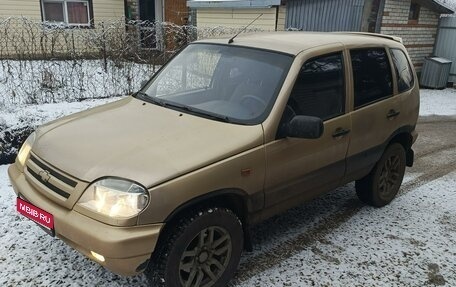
[40, 0, 94, 28]
[287, 51, 346, 122]
[390, 48, 415, 94]
[350, 47, 394, 110]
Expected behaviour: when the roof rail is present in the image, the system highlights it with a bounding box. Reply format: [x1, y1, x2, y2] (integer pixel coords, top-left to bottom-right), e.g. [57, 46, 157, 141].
[336, 32, 403, 44]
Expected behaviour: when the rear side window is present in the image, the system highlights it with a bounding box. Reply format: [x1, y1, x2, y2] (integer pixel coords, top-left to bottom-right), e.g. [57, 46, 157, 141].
[351, 48, 393, 108]
[288, 52, 345, 121]
[391, 49, 414, 93]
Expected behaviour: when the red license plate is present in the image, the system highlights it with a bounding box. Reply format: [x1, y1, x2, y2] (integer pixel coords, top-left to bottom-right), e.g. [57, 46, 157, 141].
[16, 198, 54, 230]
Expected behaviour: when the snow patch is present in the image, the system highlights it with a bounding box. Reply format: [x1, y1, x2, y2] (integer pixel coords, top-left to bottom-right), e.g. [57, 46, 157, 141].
[419, 88, 456, 117]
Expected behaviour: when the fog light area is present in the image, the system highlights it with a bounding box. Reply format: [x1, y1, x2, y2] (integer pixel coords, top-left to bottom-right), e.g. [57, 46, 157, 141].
[90, 251, 105, 262]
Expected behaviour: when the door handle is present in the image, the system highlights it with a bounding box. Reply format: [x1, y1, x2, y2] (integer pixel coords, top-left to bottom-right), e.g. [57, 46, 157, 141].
[386, 109, 400, 119]
[332, 128, 351, 138]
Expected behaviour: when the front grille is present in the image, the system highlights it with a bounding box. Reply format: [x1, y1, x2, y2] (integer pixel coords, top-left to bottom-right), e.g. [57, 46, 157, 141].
[26, 154, 78, 199]
[29, 154, 77, 187]
[27, 168, 71, 198]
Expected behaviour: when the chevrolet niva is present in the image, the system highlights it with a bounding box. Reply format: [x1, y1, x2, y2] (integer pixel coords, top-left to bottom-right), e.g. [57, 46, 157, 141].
[9, 32, 419, 287]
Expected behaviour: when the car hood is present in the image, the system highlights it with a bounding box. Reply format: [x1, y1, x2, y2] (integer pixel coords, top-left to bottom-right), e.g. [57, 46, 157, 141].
[33, 97, 264, 187]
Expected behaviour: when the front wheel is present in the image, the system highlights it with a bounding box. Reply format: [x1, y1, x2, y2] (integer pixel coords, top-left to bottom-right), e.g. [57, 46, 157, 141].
[146, 207, 243, 287]
[356, 143, 406, 207]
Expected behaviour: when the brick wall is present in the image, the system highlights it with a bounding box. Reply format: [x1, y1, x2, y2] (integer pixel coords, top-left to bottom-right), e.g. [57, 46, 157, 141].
[380, 0, 440, 70]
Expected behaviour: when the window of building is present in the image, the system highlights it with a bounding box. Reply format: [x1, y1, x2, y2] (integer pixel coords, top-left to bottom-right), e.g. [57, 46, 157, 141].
[41, 0, 92, 26]
[351, 48, 393, 108]
[366, 0, 382, 33]
[409, 2, 420, 23]
[391, 49, 414, 93]
[287, 52, 345, 121]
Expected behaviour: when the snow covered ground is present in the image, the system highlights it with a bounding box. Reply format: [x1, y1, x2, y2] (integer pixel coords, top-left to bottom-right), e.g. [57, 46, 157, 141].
[0, 60, 156, 109]
[0, 87, 455, 286]
[234, 172, 456, 287]
[0, 98, 121, 132]
[0, 97, 122, 163]
[419, 88, 456, 116]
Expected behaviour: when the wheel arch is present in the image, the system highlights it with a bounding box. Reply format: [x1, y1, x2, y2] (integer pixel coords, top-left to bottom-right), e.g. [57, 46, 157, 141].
[387, 126, 415, 167]
[159, 188, 253, 251]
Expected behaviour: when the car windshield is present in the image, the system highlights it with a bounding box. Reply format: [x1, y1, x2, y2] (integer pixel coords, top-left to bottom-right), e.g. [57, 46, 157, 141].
[140, 43, 293, 124]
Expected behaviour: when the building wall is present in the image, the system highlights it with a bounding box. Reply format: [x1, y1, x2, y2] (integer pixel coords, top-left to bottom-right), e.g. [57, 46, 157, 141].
[0, 0, 125, 57]
[92, 0, 125, 22]
[165, 0, 188, 25]
[434, 16, 456, 83]
[0, 0, 124, 23]
[195, 7, 284, 31]
[285, 0, 365, 32]
[0, 0, 42, 20]
[380, 0, 440, 70]
[277, 5, 286, 31]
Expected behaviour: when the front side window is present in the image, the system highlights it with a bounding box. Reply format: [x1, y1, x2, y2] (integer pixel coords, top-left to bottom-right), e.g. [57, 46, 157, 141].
[351, 48, 393, 108]
[287, 52, 345, 121]
[391, 49, 414, 93]
[42, 0, 91, 25]
[141, 44, 293, 125]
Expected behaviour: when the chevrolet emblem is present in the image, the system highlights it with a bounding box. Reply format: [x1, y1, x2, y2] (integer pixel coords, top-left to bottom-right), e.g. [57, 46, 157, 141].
[38, 170, 51, 183]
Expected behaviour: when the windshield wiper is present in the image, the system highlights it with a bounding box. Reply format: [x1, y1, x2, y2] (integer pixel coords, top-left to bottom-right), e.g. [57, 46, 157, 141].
[163, 101, 231, 123]
[196, 110, 232, 123]
[135, 92, 165, 107]
[134, 91, 148, 99]
[136, 93, 231, 123]
[162, 101, 191, 112]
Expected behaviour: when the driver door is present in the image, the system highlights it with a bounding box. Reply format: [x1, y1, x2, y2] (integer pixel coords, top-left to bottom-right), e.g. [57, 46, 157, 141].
[264, 50, 351, 209]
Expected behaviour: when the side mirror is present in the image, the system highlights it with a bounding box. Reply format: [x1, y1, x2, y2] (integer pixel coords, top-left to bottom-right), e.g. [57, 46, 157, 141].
[287, 115, 324, 139]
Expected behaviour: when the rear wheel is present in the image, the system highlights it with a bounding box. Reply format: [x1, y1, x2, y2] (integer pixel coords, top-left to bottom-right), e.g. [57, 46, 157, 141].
[356, 143, 406, 207]
[146, 207, 243, 287]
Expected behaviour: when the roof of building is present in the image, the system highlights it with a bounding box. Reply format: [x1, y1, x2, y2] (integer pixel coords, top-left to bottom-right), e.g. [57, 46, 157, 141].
[195, 31, 405, 55]
[421, 0, 454, 14]
[186, 0, 454, 14]
[187, 0, 281, 8]
[439, 0, 456, 11]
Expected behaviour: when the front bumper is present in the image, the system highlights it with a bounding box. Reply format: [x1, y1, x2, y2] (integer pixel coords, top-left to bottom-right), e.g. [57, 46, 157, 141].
[8, 163, 163, 276]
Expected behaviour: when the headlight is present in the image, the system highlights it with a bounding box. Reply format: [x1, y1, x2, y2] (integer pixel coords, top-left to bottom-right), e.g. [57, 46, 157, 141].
[17, 132, 36, 168]
[78, 178, 149, 218]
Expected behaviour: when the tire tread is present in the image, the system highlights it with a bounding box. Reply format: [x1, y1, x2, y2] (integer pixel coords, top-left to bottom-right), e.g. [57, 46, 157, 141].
[146, 206, 241, 287]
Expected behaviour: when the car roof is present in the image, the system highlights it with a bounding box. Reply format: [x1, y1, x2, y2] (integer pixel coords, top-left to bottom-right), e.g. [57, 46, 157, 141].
[195, 31, 404, 55]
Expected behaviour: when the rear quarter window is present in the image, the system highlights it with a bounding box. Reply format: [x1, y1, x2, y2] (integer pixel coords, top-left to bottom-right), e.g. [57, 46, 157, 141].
[350, 48, 393, 109]
[391, 49, 414, 93]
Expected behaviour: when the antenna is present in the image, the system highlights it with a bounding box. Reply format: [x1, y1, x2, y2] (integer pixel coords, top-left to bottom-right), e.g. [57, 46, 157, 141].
[228, 13, 264, 44]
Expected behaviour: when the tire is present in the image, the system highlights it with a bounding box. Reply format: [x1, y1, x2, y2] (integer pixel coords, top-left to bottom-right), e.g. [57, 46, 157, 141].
[356, 143, 406, 207]
[146, 207, 244, 287]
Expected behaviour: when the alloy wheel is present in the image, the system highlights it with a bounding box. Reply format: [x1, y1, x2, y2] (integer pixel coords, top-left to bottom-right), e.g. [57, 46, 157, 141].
[179, 226, 232, 287]
[378, 154, 401, 199]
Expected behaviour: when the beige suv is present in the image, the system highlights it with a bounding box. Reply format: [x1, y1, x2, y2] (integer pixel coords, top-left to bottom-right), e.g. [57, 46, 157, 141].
[9, 32, 419, 287]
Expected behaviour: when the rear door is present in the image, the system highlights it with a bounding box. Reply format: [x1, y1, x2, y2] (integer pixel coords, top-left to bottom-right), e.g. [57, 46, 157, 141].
[345, 47, 401, 181]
